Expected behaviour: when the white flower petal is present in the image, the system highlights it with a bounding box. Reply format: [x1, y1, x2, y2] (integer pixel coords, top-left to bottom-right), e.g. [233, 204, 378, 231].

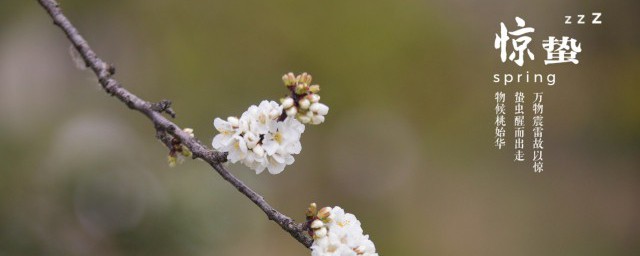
[212, 133, 233, 149]
[271, 152, 286, 163]
[286, 141, 302, 154]
[227, 116, 239, 127]
[262, 140, 279, 155]
[284, 154, 295, 165]
[267, 159, 286, 174]
[213, 118, 230, 132]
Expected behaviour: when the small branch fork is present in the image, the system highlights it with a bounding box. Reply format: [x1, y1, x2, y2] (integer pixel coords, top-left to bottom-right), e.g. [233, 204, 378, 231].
[37, 0, 312, 248]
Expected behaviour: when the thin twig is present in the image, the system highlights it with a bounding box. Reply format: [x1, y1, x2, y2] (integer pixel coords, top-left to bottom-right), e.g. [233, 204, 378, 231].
[36, 0, 312, 248]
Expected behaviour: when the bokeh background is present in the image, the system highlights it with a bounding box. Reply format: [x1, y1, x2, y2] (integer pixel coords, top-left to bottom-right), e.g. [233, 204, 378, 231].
[1, 0, 639, 255]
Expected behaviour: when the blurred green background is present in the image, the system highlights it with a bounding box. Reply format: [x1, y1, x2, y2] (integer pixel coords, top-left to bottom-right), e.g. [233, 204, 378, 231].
[1, 0, 639, 255]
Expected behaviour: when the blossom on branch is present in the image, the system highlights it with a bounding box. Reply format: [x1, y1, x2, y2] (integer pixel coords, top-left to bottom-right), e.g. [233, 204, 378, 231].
[211, 72, 327, 174]
[307, 204, 378, 256]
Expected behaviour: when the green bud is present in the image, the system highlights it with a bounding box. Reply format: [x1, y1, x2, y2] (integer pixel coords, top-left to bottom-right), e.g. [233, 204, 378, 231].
[309, 84, 320, 93]
[306, 203, 318, 217]
[283, 72, 296, 86]
[180, 145, 192, 158]
[317, 207, 332, 219]
[295, 83, 308, 94]
[168, 155, 177, 167]
[299, 72, 312, 85]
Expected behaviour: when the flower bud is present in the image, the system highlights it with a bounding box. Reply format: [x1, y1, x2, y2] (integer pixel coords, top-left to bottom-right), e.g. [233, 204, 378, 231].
[306, 110, 314, 117]
[314, 227, 327, 238]
[168, 155, 177, 167]
[180, 145, 193, 157]
[283, 72, 296, 86]
[286, 106, 298, 116]
[299, 98, 311, 110]
[282, 97, 294, 109]
[309, 84, 320, 93]
[297, 114, 311, 124]
[317, 207, 332, 219]
[183, 128, 195, 137]
[311, 115, 325, 125]
[310, 103, 329, 115]
[300, 72, 312, 85]
[308, 93, 320, 103]
[310, 219, 324, 229]
[295, 83, 308, 94]
[306, 203, 318, 217]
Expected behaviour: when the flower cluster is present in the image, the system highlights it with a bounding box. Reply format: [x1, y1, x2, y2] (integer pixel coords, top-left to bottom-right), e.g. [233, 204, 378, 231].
[306, 203, 378, 256]
[212, 72, 327, 174]
[212, 100, 305, 174]
[281, 72, 329, 125]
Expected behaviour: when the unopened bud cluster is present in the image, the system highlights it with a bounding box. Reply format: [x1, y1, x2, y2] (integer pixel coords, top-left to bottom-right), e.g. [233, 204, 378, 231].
[305, 203, 332, 239]
[281, 72, 329, 125]
[167, 128, 194, 167]
[306, 203, 378, 256]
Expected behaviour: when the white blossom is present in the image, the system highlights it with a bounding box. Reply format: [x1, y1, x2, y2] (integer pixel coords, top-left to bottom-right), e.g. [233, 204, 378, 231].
[243, 100, 281, 134]
[243, 131, 260, 149]
[311, 207, 378, 256]
[222, 135, 248, 163]
[211, 117, 239, 149]
[261, 117, 304, 174]
[212, 101, 304, 174]
[262, 117, 304, 156]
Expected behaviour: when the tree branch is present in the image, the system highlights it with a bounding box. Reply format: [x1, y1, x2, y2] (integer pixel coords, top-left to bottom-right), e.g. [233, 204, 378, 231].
[37, 0, 312, 248]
